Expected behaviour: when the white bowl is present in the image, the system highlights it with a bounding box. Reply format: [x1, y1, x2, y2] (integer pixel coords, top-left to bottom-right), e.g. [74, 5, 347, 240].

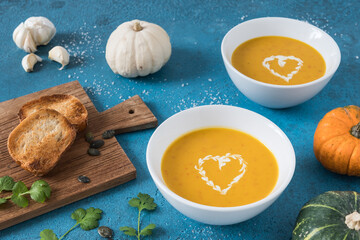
[221, 17, 341, 109]
[146, 105, 296, 225]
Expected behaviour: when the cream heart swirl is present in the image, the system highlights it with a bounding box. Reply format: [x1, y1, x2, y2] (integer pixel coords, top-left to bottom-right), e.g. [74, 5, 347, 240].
[262, 55, 303, 82]
[194, 153, 247, 195]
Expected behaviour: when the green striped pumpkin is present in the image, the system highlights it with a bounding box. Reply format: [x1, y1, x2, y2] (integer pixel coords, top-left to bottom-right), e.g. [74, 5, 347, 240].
[293, 191, 360, 240]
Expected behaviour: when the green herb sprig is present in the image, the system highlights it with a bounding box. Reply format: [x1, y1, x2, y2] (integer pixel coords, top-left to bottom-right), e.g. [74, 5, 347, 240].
[0, 176, 51, 208]
[40, 207, 103, 240]
[120, 192, 157, 240]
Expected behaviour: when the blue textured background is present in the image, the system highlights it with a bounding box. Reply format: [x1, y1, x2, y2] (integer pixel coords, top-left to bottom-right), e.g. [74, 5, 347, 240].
[0, 0, 359, 239]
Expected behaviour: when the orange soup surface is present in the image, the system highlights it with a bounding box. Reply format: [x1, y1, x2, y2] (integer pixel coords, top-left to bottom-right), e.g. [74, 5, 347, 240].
[231, 36, 326, 85]
[161, 128, 278, 207]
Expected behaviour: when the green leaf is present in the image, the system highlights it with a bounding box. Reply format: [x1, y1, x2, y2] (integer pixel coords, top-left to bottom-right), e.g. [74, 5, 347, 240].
[40, 229, 58, 240]
[140, 223, 156, 236]
[80, 207, 102, 230]
[12, 181, 28, 194]
[129, 197, 141, 208]
[11, 181, 29, 207]
[28, 180, 51, 203]
[71, 207, 102, 230]
[122, 193, 158, 239]
[120, 226, 137, 236]
[0, 198, 7, 205]
[138, 193, 157, 211]
[71, 208, 86, 222]
[11, 194, 28, 208]
[0, 176, 16, 192]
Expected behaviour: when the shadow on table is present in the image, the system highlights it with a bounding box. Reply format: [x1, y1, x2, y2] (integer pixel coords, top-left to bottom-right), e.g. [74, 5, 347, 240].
[119, 47, 211, 83]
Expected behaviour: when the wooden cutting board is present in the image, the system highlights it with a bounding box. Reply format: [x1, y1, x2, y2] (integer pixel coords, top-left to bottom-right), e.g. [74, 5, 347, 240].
[0, 80, 157, 230]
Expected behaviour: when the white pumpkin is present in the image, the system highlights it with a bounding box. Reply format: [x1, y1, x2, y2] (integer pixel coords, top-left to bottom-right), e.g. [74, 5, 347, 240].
[105, 19, 171, 78]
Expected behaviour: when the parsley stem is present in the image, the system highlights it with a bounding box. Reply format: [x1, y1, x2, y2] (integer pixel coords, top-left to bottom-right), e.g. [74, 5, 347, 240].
[137, 209, 142, 240]
[59, 223, 79, 240]
[4, 195, 12, 200]
[19, 191, 30, 196]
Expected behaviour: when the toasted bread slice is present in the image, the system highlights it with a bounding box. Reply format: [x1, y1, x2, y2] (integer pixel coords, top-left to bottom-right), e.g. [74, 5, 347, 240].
[8, 109, 76, 176]
[18, 94, 88, 132]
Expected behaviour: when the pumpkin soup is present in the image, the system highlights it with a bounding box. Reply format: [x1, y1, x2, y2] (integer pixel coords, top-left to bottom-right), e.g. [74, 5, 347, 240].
[161, 127, 278, 207]
[231, 36, 326, 85]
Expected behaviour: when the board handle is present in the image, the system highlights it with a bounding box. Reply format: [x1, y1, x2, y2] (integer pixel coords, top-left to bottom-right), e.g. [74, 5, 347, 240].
[94, 95, 158, 134]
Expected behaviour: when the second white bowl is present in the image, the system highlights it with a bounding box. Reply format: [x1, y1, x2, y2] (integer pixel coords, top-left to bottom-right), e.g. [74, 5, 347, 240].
[221, 17, 341, 109]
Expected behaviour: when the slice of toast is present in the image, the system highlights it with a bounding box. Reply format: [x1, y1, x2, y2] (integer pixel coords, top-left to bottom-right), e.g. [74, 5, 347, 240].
[8, 109, 76, 176]
[18, 94, 88, 132]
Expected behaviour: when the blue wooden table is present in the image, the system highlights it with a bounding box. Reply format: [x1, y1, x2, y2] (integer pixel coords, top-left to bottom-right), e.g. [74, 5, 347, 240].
[0, 0, 359, 239]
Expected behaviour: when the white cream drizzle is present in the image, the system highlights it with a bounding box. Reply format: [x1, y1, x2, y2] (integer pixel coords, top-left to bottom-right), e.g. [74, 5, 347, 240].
[262, 55, 303, 82]
[194, 153, 247, 195]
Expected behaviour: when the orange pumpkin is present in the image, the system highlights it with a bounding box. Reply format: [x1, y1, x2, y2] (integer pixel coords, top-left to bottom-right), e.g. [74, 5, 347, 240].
[314, 105, 360, 176]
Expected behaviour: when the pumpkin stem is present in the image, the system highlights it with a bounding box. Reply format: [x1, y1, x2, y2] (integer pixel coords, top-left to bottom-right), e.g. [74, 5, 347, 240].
[351, 122, 360, 139]
[345, 211, 360, 230]
[133, 22, 143, 32]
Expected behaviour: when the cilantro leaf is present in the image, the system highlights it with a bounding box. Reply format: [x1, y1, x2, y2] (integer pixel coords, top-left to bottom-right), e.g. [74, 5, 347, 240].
[71, 207, 102, 230]
[120, 226, 137, 236]
[28, 180, 51, 203]
[11, 181, 29, 208]
[137, 193, 157, 211]
[140, 223, 156, 236]
[11, 194, 28, 208]
[129, 193, 157, 211]
[40, 229, 58, 240]
[80, 207, 102, 230]
[0, 198, 7, 205]
[129, 197, 141, 208]
[71, 208, 86, 222]
[12, 181, 28, 194]
[121, 193, 158, 239]
[0, 176, 15, 192]
[41, 207, 103, 240]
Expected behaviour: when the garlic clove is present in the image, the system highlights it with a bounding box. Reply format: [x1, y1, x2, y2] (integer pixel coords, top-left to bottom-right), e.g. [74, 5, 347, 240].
[22, 53, 42, 72]
[23, 30, 37, 53]
[13, 23, 37, 53]
[13, 23, 25, 49]
[48, 46, 70, 70]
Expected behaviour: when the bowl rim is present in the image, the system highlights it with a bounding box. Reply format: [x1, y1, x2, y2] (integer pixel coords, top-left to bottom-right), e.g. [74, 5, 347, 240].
[221, 16, 341, 89]
[146, 105, 296, 212]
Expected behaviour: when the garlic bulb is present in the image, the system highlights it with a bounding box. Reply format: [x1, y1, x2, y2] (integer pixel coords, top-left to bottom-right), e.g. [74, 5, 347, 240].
[48, 46, 70, 70]
[22, 53, 42, 72]
[13, 17, 56, 53]
[106, 19, 171, 78]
